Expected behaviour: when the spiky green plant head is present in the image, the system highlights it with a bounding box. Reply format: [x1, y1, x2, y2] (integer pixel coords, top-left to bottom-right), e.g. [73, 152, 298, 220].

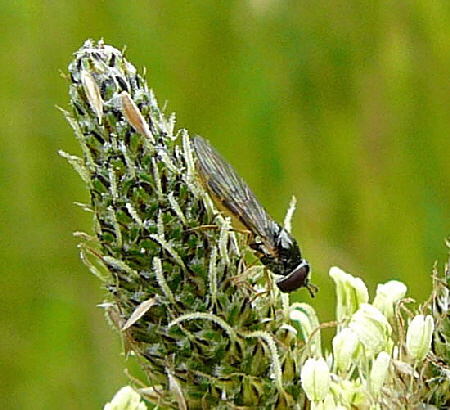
[63, 39, 309, 409]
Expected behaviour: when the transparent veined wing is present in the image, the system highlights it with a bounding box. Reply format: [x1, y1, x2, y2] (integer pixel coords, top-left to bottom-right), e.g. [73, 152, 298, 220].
[192, 135, 279, 256]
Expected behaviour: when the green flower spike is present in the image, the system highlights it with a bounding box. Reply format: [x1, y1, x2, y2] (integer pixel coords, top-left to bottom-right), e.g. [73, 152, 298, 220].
[62, 39, 310, 409]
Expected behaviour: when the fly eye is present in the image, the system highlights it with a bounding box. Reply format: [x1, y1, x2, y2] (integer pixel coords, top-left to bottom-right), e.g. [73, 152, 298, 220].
[301, 263, 310, 276]
[276, 261, 310, 293]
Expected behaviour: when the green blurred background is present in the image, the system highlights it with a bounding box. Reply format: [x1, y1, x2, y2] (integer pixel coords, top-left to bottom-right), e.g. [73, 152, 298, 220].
[2, 1, 450, 408]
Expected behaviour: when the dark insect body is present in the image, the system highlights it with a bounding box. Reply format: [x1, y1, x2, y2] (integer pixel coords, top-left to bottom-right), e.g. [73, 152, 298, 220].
[192, 135, 314, 295]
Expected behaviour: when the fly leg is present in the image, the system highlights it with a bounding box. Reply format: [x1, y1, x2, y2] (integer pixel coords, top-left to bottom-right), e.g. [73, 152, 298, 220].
[185, 225, 251, 236]
[228, 261, 272, 297]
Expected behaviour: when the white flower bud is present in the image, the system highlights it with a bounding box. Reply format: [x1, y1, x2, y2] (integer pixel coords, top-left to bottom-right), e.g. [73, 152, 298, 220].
[349, 304, 392, 355]
[290, 303, 322, 355]
[301, 357, 331, 402]
[369, 351, 391, 396]
[373, 280, 407, 319]
[104, 386, 147, 410]
[290, 309, 313, 339]
[406, 315, 434, 361]
[333, 328, 359, 372]
[329, 266, 369, 322]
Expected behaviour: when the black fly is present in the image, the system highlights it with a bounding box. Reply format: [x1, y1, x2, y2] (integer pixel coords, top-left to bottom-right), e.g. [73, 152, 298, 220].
[192, 135, 315, 295]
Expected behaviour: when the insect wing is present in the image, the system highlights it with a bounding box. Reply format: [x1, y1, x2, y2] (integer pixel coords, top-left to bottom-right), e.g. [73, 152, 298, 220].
[193, 136, 278, 253]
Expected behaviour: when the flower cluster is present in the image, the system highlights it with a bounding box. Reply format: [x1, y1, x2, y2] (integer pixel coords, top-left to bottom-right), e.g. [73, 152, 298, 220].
[292, 267, 435, 409]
